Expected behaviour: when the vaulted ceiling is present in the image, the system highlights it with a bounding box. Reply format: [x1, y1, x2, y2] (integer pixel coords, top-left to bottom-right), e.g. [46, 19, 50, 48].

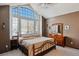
[1, 3, 79, 19]
[30, 3, 79, 19]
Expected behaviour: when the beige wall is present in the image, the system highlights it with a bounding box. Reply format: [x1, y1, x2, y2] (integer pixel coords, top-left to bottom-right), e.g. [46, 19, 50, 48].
[48, 11, 79, 49]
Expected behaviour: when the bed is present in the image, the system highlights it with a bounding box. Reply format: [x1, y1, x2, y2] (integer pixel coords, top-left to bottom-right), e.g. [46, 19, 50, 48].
[18, 36, 56, 56]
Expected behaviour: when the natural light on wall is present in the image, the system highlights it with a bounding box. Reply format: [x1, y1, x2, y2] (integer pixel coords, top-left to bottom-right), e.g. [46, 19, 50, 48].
[10, 5, 41, 38]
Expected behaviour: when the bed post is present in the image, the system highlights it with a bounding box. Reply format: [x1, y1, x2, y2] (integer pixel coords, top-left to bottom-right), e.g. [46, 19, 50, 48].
[33, 44, 35, 56]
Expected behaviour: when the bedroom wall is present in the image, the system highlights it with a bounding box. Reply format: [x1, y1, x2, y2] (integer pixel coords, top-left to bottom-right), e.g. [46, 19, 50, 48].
[47, 11, 79, 49]
[42, 16, 48, 37]
[0, 5, 10, 54]
[39, 16, 42, 36]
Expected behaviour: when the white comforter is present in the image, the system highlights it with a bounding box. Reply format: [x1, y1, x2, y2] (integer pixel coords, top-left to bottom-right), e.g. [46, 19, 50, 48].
[19, 37, 54, 46]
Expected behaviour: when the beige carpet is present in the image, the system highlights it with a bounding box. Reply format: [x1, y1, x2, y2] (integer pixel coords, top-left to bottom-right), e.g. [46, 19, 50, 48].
[45, 46, 79, 56]
[0, 46, 79, 56]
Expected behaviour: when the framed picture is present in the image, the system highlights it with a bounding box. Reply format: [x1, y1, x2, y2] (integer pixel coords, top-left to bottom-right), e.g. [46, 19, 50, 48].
[64, 25, 70, 30]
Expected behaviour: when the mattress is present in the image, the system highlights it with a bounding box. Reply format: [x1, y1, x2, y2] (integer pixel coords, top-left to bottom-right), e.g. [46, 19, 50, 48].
[20, 37, 54, 46]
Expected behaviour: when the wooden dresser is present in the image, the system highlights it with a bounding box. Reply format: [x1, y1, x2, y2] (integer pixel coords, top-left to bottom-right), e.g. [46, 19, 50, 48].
[48, 34, 65, 47]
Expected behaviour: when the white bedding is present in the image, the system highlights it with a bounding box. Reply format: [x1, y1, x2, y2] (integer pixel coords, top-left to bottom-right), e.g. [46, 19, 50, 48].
[19, 37, 54, 46]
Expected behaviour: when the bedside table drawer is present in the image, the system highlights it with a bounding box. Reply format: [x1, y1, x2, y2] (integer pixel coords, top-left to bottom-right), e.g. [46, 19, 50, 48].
[11, 40, 18, 50]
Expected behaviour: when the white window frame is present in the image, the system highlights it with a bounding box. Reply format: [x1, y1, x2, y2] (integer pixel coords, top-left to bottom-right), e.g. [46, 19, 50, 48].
[10, 6, 41, 38]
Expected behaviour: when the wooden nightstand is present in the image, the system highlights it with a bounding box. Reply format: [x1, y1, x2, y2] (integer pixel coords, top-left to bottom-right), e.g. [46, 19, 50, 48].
[11, 36, 18, 50]
[11, 39, 18, 50]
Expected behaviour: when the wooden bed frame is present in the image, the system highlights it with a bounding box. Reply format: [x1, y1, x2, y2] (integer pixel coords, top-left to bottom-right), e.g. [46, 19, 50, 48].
[18, 41, 56, 56]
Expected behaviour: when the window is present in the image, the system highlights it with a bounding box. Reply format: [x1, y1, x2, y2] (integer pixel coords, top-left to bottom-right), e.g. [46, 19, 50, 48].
[35, 21, 40, 33]
[11, 6, 40, 36]
[11, 17, 19, 36]
[21, 19, 28, 34]
[28, 20, 35, 34]
[11, 7, 18, 16]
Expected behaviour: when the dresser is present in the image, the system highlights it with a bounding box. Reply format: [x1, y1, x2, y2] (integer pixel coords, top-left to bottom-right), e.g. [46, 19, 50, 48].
[48, 34, 65, 47]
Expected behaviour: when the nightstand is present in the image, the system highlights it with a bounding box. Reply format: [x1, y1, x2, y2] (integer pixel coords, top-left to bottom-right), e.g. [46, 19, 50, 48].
[11, 36, 18, 50]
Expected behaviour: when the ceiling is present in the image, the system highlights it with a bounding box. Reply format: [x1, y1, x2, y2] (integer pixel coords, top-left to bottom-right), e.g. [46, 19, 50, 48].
[30, 3, 79, 19]
[1, 3, 79, 19]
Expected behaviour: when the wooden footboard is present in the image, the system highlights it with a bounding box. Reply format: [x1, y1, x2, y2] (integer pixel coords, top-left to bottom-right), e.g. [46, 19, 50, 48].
[35, 45, 56, 56]
[32, 41, 56, 56]
[19, 41, 56, 56]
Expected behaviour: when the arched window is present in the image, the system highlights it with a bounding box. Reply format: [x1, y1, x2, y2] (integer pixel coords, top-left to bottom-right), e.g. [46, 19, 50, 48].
[11, 7, 39, 20]
[11, 6, 40, 36]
